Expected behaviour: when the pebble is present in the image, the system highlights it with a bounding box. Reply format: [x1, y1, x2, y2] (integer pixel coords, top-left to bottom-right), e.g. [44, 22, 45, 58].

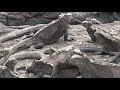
[73, 48, 83, 55]
[42, 75, 51, 78]
[16, 66, 26, 70]
[34, 42, 44, 49]
[67, 37, 75, 42]
[71, 54, 82, 60]
[44, 48, 56, 55]
[24, 34, 33, 39]
[76, 76, 82, 78]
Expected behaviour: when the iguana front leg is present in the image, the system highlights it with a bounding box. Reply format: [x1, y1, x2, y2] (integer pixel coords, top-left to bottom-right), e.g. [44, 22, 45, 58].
[64, 28, 74, 42]
[51, 64, 60, 78]
[63, 29, 68, 41]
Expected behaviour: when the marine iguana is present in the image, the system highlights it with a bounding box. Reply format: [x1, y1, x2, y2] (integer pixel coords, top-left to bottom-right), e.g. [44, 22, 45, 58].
[49, 50, 120, 78]
[25, 49, 79, 78]
[95, 32, 120, 52]
[0, 13, 72, 65]
[94, 32, 120, 56]
[51, 63, 80, 78]
[41, 49, 81, 78]
[8, 51, 42, 61]
[81, 21, 97, 42]
[79, 21, 119, 55]
[80, 46, 117, 56]
[79, 33, 120, 59]
[0, 24, 45, 43]
[69, 53, 120, 78]
[26, 61, 53, 78]
[4, 51, 41, 71]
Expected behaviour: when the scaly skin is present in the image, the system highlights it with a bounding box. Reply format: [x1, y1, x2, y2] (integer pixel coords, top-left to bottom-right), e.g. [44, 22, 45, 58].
[47, 50, 120, 78]
[42, 51, 80, 78]
[81, 21, 96, 42]
[69, 53, 120, 78]
[95, 33, 120, 52]
[94, 32, 120, 63]
[8, 51, 42, 61]
[0, 24, 45, 43]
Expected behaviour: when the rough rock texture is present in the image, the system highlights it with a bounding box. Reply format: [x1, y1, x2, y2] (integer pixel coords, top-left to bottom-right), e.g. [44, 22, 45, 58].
[70, 12, 120, 24]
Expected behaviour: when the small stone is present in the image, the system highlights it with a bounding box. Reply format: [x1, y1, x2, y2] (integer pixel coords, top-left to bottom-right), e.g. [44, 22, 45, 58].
[73, 48, 83, 55]
[24, 34, 33, 39]
[16, 66, 26, 70]
[67, 37, 75, 42]
[44, 48, 56, 55]
[19, 73, 29, 78]
[42, 74, 51, 78]
[27, 73, 36, 78]
[71, 54, 82, 60]
[76, 75, 82, 78]
[34, 42, 44, 49]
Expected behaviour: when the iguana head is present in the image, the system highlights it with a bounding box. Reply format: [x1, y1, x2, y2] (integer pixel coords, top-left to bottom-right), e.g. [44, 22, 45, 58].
[81, 20, 92, 28]
[70, 53, 91, 74]
[59, 13, 72, 23]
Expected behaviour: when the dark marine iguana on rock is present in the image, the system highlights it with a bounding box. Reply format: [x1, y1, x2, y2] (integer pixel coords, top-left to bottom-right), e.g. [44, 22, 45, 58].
[8, 51, 42, 61]
[41, 49, 80, 78]
[79, 20, 120, 56]
[79, 20, 104, 54]
[69, 53, 120, 78]
[48, 50, 120, 78]
[79, 21, 120, 63]
[94, 32, 120, 63]
[81, 20, 97, 43]
[0, 24, 46, 43]
[95, 32, 120, 52]
[25, 49, 80, 78]
[0, 13, 72, 65]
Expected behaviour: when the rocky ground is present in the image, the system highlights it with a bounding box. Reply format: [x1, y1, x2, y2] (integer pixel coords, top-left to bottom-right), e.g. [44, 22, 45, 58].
[0, 12, 120, 78]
